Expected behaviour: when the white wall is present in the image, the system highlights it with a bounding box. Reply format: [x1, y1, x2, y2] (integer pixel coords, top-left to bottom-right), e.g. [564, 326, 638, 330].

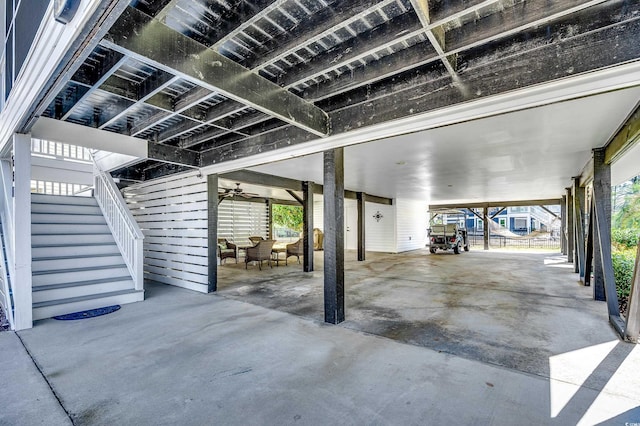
[366, 202, 396, 252]
[312, 198, 396, 252]
[395, 198, 429, 252]
[123, 174, 209, 293]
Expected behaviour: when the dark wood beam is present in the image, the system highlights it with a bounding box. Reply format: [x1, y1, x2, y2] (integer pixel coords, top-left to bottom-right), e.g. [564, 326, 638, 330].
[303, 181, 314, 273]
[207, 174, 218, 292]
[594, 166, 625, 338]
[276, 12, 422, 88]
[490, 207, 506, 219]
[483, 206, 489, 251]
[147, 143, 199, 167]
[574, 178, 586, 280]
[100, 73, 179, 130]
[625, 243, 640, 342]
[357, 192, 366, 262]
[104, 6, 329, 137]
[324, 148, 345, 324]
[430, 199, 561, 210]
[61, 51, 127, 121]
[158, 0, 275, 49]
[243, 0, 396, 69]
[286, 190, 303, 205]
[219, 170, 393, 205]
[592, 148, 608, 301]
[301, 42, 439, 102]
[23, 0, 133, 132]
[585, 196, 594, 287]
[605, 101, 640, 164]
[444, 0, 608, 55]
[540, 205, 561, 221]
[221, 170, 303, 192]
[566, 188, 575, 265]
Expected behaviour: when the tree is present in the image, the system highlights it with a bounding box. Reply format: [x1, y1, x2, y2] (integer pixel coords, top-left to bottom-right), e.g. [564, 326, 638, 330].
[272, 204, 303, 231]
[613, 179, 640, 229]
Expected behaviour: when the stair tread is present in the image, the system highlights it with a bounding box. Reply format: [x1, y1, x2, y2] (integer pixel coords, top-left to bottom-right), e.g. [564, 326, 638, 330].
[33, 276, 133, 291]
[32, 264, 127, 275]
[32, 243, 116, 248]
[33, 289, 143, 308]
[33, 253, 123, 261]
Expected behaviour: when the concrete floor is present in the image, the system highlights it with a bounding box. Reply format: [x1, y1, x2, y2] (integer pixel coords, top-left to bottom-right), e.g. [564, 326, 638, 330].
[2, 249, 639, 425]
[219, 249, 622, 377]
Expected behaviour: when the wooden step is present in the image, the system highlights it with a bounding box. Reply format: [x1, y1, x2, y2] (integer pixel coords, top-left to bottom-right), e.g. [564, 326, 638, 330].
[31, 194, 97, 206]
[32, 289, 144, 321]
[32, 233, 116, 246]
[32, 212, 105, 224]
[32, 254, 126, 272]
[32, 277, 134, 303]
[32, 264, 130, 286]
[32, 243, 120, 258]
[31, 223, 111, 235]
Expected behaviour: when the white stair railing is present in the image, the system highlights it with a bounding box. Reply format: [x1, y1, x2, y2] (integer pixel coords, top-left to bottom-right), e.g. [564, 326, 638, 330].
[93, 166, 144, 290]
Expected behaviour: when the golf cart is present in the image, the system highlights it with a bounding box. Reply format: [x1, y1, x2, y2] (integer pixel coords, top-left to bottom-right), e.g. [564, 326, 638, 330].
[428, 209, 469, 254]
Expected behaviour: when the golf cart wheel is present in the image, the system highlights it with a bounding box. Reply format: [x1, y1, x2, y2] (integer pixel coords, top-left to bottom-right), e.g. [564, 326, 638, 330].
[453, 244, 460, 254]
[429, 247, 437, 254]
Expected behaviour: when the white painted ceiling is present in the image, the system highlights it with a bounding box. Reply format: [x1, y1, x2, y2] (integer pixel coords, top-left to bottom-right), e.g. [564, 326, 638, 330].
[248, 86, 640, 205]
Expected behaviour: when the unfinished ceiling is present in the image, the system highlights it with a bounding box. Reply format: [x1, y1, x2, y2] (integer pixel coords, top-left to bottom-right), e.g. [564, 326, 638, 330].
[36, 0, 640, 187]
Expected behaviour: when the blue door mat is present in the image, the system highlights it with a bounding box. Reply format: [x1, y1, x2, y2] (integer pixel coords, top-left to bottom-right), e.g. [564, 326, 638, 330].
[53, 305, 121, 320]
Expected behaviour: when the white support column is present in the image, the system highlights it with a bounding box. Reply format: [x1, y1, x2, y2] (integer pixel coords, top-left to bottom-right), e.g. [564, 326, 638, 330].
[13, 133, 32, 330]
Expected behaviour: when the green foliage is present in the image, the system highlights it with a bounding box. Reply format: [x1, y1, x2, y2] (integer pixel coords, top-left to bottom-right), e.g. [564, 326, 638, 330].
[611, 227, 640, 250]
[613, 180, 640, 229]
[612, 249, 636, 300]
[272, 204, 303, 232]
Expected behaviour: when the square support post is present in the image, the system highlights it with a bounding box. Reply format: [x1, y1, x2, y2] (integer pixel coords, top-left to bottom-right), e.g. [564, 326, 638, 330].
[624, 242, 640, 342]
[302, 181, 314, 273]
[573, 178, 586, 280]
[323, 148, 345, 324]
[592, 149, 607, 301]
[584, 195, 594, 287]
[357, 192, 366, 261]
[593, 148, 625, 336]
[566, 188, 574, 264]
[483, 206, 489, 250]
[267, 199, 273, 240]
[207, 174, 218, 293]
[13, 133, 33, 330]
[560, 195, 567, 255]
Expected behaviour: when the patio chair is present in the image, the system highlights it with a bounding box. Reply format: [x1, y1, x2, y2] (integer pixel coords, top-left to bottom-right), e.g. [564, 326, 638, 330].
[286, 239, 304, 264]
[217, 238, 238, 264]
[248, 236, 265, 246]
[245, 239, 276, 270]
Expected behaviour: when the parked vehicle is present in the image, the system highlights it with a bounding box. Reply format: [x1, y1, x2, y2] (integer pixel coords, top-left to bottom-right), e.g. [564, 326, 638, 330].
[429, 223, 469, 254]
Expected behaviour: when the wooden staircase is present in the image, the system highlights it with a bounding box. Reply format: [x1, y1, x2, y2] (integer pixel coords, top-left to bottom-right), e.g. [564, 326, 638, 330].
[31, 194, 143, 320]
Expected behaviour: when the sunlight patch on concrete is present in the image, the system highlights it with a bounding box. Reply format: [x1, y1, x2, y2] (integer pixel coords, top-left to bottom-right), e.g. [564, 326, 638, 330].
[549, 340, 618, 418]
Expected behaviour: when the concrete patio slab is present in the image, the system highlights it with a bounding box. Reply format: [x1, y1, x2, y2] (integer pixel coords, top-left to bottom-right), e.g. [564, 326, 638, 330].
[0, 332, 71, 426]
[5, 273, 639, 425]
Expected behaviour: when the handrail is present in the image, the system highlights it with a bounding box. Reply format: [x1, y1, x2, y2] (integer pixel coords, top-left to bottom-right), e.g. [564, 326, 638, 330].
[93, 165, 144, 290]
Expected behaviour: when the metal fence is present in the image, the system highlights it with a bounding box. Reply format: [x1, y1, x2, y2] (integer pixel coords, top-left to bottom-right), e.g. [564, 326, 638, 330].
[467, 233, 560, 250]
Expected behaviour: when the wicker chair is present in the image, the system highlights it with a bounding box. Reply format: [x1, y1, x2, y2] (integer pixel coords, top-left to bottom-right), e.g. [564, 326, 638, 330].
[286, 239, 304, 264]
[245, 239, 276, 269]
[217, 238, 238, 264]
[248, 236, 265, 246]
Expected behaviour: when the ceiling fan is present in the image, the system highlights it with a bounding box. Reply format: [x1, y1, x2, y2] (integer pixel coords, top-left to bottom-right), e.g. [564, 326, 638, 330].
[219, 182, 260, 199]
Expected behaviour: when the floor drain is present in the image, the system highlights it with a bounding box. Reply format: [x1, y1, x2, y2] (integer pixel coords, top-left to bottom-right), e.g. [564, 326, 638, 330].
[53, 305, 121, 320]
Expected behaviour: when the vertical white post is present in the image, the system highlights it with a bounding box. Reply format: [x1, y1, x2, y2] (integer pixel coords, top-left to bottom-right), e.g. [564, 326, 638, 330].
[13, 133, 32, 330]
